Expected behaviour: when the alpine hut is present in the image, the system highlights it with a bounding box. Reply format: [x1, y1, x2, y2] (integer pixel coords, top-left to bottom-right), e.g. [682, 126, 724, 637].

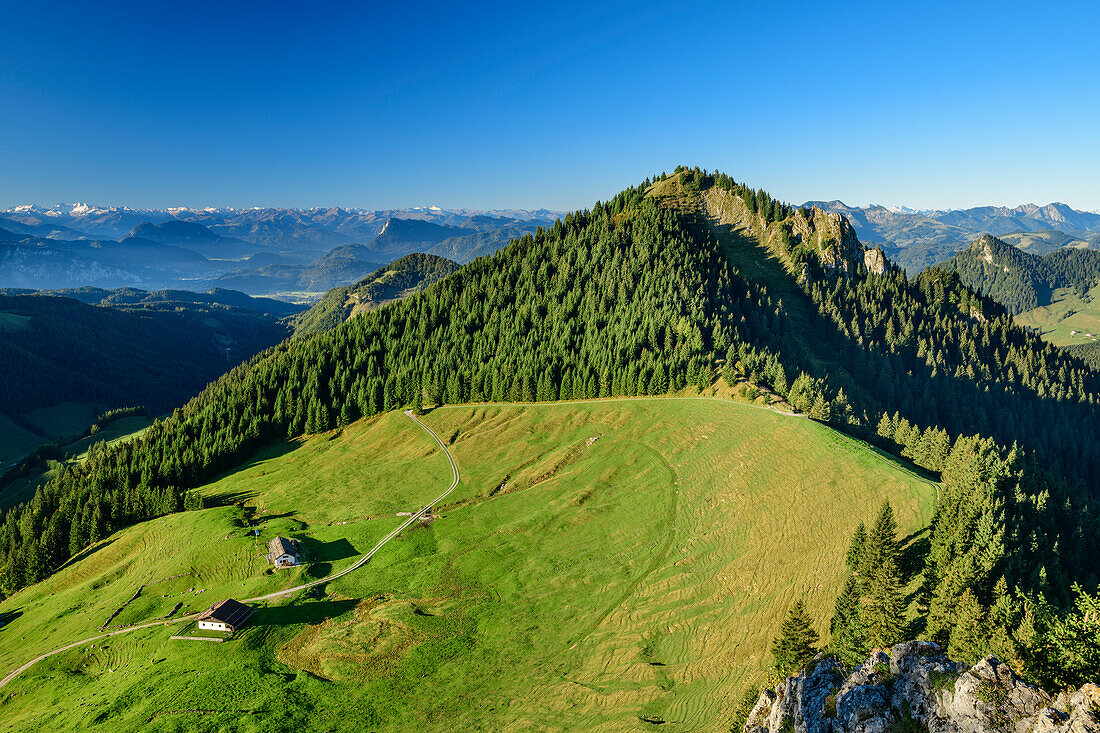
[196, 598, 253, 633]
[267, 535, 300, 568]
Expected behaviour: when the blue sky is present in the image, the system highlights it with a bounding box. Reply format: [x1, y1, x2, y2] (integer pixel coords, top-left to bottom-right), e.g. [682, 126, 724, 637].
[2, 0, 1099, 211]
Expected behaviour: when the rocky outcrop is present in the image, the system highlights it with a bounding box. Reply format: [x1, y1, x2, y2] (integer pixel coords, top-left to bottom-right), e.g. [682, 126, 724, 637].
[864, 247, 887, 276]
[973, 234, 998, 265]
[699, 188, 866, 277]
[743, 642, 1100, 733]
[792, 207, 864, 275]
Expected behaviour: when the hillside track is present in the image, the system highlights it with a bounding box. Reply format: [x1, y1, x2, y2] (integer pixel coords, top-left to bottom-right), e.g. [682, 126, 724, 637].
[0, 410, 459, 692]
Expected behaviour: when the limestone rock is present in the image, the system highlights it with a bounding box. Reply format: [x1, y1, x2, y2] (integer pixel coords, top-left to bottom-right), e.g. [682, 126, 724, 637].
[943, 655, 1050, 732]
[864, 247, 887, 275]
[792, 207, 864, 274]
[741, 642, 1099, 733]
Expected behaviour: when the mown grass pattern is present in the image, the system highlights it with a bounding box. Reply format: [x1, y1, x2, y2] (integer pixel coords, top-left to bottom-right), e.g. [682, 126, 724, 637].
[0, 399, 934, 731]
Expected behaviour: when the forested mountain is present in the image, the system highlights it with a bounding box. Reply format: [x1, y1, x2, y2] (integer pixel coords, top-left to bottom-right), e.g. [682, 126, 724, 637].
[934, 234, 1100, 313]
[125, 221, 255, 259]
[1, 170, 1098, 688]
[1068, 342, 1100, 370]
[207, 251, 385, 295]
[424, 219, 545, 262]
[207, 216, 541, 295]
[292, 253, 459, 336]
[0, 291, 292, 424]
[361, 218, 463, 260]
[808, 200, 1100, 273]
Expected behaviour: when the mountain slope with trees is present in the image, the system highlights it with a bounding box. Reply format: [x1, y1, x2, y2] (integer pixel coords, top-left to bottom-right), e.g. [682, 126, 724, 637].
[934, 234, 1100, 314]
[0, 169, 1097, 692]
[292, 253, 460, 336]
[0, 291, 293, 437]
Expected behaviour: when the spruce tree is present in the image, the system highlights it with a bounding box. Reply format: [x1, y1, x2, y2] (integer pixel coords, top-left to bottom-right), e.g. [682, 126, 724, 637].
[865, 555, 906, 648]
[863, 502, 900, 578]
[830, 575, 871, 667]
[948, 588, 988, 664]
[875, 412, 894, 439]
[846, 522, 868, 574]
[808, 394, 832, 422]
[771, 599, 820, 677]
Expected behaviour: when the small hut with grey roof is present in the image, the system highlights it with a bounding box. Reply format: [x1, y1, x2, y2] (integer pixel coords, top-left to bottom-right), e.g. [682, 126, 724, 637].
[267, 535, 300, 568]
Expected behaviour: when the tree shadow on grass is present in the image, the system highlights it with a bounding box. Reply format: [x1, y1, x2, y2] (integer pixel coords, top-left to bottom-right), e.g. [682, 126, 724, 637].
[203, 489, 258, 508]
[0, 609, 23, 631]
[55, 538, 115, 573]
[251, 599, 357, 628]
[201, 439, 303, 507]
[253, 511, 297, 524]
[304, 562, 332, 581]
[898, 527, 931, 587]
[301, 537, 358, 563]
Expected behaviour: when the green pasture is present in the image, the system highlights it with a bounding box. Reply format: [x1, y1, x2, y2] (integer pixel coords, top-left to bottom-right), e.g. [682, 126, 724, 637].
[0, 399, 935, 732]
[1017, 282, 1100, 346]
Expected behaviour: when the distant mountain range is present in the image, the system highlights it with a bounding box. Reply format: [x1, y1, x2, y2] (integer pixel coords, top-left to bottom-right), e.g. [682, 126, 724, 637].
[0, 204, 559, 296]
[804, 200, 1100, 272]
[2, 203, 560, 243]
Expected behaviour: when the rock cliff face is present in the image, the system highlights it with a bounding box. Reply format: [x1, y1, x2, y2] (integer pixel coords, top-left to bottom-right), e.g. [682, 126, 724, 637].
[699, 188, 867, 276]
[743, 642, 1100, 733]
[864, 247, 887, 276]
[794, 207, 865, 275]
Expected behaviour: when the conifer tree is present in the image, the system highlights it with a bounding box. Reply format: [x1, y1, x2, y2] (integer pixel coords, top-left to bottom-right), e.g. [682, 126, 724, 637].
[865, 555, 906, 648]
[808, 394, 832, 422]
[846, 522, 868, 574]
[771, 599, 820, 678]
[948, 588, 988, 664]
[864, 502, 900, 577]
[830, 574, 870, 667]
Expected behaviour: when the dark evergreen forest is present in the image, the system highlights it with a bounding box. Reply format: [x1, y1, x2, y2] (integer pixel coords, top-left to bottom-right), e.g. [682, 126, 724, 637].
[936, 234, 1100, 314]
[0, 293, 291, 417]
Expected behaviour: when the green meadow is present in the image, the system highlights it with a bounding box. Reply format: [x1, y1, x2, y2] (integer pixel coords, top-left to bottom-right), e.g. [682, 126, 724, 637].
[1017, 281, 1100, 346]
[0, 401, 106, 467]
[0, 414, 154, 510]
[0, 398, 935, 731]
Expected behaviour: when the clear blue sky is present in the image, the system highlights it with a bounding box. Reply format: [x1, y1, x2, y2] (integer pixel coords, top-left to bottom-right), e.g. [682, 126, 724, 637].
[2, 0, 1099, 212]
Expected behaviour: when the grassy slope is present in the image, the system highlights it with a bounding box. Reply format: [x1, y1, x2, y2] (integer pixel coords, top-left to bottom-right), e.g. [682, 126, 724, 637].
[1016, 281, 1100, 346]
[0, 415, 155, 510]
[0, 398, 934, 732]
[0, 416, 43, 467]
[998, 230, 1091, 254]
[0, 401, 106, 469]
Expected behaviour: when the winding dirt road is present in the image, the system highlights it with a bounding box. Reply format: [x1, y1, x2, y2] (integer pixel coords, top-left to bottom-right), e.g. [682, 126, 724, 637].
[0, 410, 459, 692]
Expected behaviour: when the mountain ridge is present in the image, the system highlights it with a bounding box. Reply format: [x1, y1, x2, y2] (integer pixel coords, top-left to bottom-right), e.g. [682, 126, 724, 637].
[806, 200, 1100, 273]
[934, 233, 1100, 314]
